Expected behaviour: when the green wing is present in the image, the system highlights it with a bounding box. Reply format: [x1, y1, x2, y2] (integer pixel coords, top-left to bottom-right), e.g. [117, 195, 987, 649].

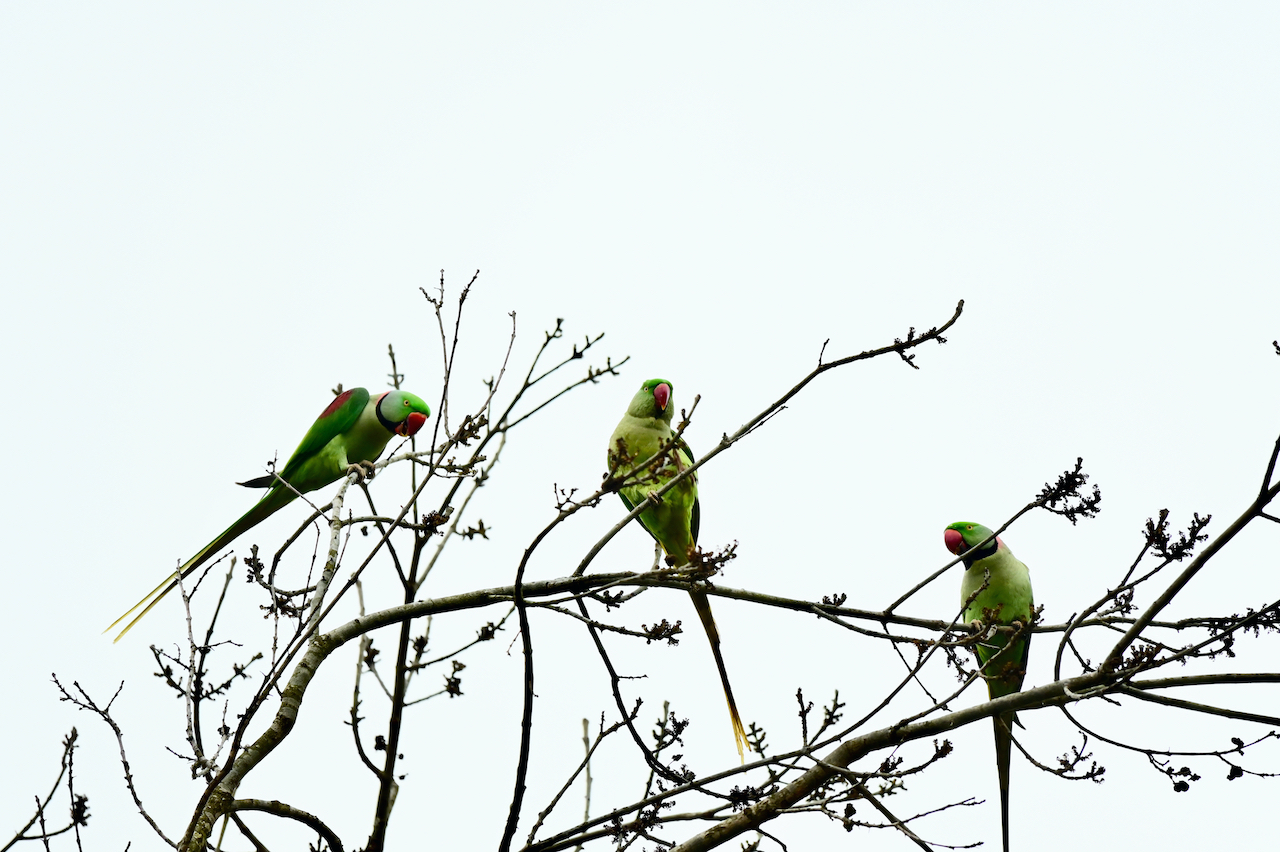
[277, 387, 369, 483]
[677, 436, 700, 544]
[976, 633, 1031, 700]
[618, 435, 699, 546]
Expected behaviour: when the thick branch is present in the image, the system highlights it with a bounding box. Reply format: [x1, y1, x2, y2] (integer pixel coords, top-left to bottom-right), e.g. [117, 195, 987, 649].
[229, 799, 343, 852]
[670, 672, 1112, 852]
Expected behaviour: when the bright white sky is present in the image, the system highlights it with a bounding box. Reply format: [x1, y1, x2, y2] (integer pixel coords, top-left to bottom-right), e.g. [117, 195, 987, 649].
[2, 4, 1278, 850]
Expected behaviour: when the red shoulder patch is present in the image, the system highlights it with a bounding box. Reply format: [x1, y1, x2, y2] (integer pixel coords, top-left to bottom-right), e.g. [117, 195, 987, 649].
[319, 389, 355, 420]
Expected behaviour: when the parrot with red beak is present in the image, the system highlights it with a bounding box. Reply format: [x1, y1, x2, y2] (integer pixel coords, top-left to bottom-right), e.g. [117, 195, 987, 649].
[608, 378, 748, 760]
[108, 387, 431, 641]
[944, 521, 1034, 852]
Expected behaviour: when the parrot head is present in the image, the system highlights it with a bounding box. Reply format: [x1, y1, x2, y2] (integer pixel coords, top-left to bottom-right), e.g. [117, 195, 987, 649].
[944, 522, 1000, 561]
[627, 378, 675, 422]
[378, 391, 432, 437]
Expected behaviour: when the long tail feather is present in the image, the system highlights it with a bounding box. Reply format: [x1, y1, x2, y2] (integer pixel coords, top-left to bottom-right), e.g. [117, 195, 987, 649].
[993, 711, 1014, 852]
[105, 487, 297, 642]
[689, 589, 748, 762]
[106, 572, 184, 642]
[103, 570, 181, 637]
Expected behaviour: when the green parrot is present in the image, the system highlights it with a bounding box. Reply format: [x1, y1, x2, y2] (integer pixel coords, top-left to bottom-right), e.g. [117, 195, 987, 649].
[944, 521, 1034, 852]
[108, 387, 431, 642]
[608, 378, 748, 761]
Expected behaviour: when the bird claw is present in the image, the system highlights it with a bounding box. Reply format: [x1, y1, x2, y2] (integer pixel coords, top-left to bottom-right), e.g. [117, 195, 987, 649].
[346, 460, 377, 482]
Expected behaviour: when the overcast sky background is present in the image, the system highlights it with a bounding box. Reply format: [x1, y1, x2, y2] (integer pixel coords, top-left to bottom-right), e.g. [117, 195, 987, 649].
[3, 4, 1279, 850]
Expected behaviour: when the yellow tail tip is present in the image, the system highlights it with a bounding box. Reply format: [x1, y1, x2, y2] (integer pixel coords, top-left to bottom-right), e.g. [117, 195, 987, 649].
[732, 711, 749, 764]
[104, 570, 181, 643]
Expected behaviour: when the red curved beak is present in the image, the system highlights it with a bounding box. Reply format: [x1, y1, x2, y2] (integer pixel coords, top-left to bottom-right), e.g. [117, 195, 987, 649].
[397, 411, 428, 437]
[653, 382, 670, 412]
[943, 528, 966, 556]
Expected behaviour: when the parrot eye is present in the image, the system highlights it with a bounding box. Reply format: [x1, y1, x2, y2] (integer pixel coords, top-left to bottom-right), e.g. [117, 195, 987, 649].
[966, 525, 973, 530]
[404, 399, 411, 406]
